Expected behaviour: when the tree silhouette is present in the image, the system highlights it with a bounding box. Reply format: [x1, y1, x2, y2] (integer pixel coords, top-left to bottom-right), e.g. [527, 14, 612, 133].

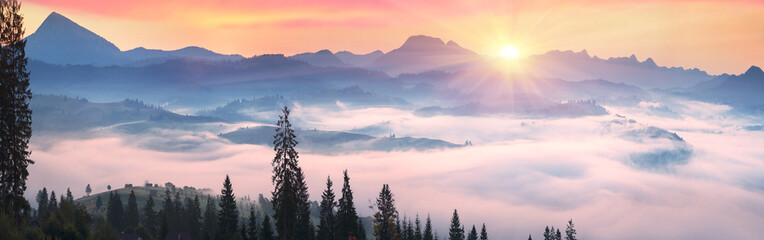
[218, 175, 239, 239]
[317, 176, 336, 240]
[423, 215, 433, 240]
[335, 170, 360, 240]
[125, 190, 139, 230]
[564, 219, 576, 240]
[0, 0, 33, 225]
[261, 214, 275, 240]
[479, 224, 487, 240]
[373, 184, 398, 240]
[143, 194, 158, 238]
[448, 210, 464, 240]
[271, 106, 302, 240]
[466, 225, 477, 240]
[86, 184, 92, 197]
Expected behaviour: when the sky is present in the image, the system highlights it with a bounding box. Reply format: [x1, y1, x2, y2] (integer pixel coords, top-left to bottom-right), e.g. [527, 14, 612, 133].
[20, 0, 764, 75]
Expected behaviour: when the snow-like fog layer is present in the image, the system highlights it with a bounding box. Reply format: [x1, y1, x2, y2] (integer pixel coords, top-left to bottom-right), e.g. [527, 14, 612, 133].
[26, 99, 764, 240]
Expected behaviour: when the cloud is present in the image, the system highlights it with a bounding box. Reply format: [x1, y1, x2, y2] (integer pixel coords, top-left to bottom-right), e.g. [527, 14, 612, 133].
[25, 99, 764, 240]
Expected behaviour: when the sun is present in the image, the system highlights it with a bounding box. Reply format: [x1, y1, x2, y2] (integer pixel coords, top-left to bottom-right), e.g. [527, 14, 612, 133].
[499, 45, 520, 59]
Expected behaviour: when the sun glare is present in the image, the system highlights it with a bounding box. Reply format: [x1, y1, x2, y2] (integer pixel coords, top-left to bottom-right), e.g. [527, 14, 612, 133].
[499, 45, 520, 59]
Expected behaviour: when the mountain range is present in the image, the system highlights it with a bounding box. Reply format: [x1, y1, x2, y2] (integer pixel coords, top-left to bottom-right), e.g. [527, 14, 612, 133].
[25, 12, 243, 66]
[23, 12, 764, 115]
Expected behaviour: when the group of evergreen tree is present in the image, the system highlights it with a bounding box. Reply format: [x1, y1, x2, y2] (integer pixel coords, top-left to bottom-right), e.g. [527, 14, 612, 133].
[527, 219, 577, 240]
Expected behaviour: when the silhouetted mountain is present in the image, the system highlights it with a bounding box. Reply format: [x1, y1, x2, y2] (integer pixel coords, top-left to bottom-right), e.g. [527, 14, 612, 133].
[123, 46, 243, 64]
[289, 49, 347, 67]
[335, 50, 384, 66]
[221, 125, 462, 153]
[25, 12, 244, 66]
[685, 66, 764, 112]
[523, 50, 713, 89]
[25, 12, 125, 65]
[369, 35, 479, 75]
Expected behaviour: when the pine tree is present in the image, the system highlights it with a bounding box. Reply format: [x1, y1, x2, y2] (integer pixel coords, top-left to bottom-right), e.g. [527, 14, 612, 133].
[65, 187, 74, 203]
[295, 167, 314, 240]
[261, 214, 275, 240]
[466, 225, 478, 240]
[448, 210, 464, 240]
[202, 196, 218, 240]
[161, 188, 175, 237]
[186, 195, 202, 239]
[248, 209, 259, 240]
[335, 170, 359, 240]
[0, 0, 33, 225]
[357, 218, 368, 240]
[271, 105, 302, 240]
[143, 194, 158, 238]
[543, 226, 551, 240]
[414, 215, 422, 240]
[125, 190, 140, 230]
[107, 191, 124, 230]
[218, 175, 239, 239]
[48, 190, 57, 213]
[479, 224, 487, 240]
[528, 235, 532, 240]
[555, 228, 561, 240]
[423, 215, 433, 240]
[86, 184, 92, 197]
[173, 192, 184, 231]
[96, 195, 103, 212]
[373, 184, 398, 240]
[317, 176, 336, 240]
[564, 219, 576, 240]
[35, 187, 48, 220]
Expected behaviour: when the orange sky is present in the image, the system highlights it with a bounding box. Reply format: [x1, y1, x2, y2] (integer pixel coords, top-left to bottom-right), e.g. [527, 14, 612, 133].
[21, 0, 764, 75]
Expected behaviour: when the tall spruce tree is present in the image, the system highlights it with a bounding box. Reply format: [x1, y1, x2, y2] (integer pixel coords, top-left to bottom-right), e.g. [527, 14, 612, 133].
[65, 188, 74, 203]
[479, 224, 487, 240]
[271, 105, 302, 240]
[564, 219, 576, 240]
[317, 176, 336, 240]
[555, 228, 561, 240]
[261, 214, 275, 240]
[447, 210, 464, 240]
[35, 187, 48, 220]
[218, 175, 239, 239]
[248, 209, 259, 240]
[528, 235, 532, 240]
[48, 190, 57, 213]
[161, 188, 175, 237]
[0, 0, 33, 225]
[202, 195, 218, 240]
[423, 215, 433, 240]
[335, 170, 359, 240]
[107, 191, 124, 230]
[295, 167, 314, 240]
[143, 194, 158, 238]
[466, 225, 478, 240]
[173, 192, 184, 231]
[373, 184, 398, 240]
[125, 190, 140, 230]
[184, 195, 202, 239]
[414, 215, 423, 240]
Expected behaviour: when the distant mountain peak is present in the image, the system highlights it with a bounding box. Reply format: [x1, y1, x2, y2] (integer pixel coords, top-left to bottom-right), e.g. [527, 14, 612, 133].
[642, 57, 657, 67]
[399, 35, 446, 50]
[316, 49, 333, 55]
[744, 65, 763, 76]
